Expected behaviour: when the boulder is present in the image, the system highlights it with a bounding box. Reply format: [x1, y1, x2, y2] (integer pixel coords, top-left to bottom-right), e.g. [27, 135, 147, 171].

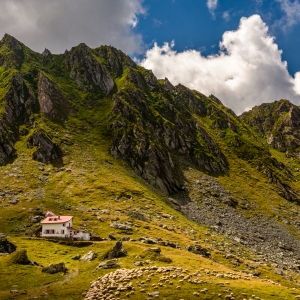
[0, 238, 16, 253]
[186, 245, 210, 257]
[108, 240, 127, 259]
[127, 211, 149, 222]
[42, 262, 67, 274]
[80, 251, 96, 262]
[110, 222, 132, 231]
[140, 237, 157, 244]
[96, 259, 120, 269]
[71, 254, 81, 260]
[9, 250, 31, 265]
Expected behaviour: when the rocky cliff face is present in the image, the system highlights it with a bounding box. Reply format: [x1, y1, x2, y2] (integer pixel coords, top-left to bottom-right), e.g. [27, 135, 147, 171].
[27, 130, 62, 164]
[109, 73, 228, 194]
[65, 43, 114, 94]
[0, 73, 37, 165]
[38, 73, 70, 121]
[241, 100, 300, 155]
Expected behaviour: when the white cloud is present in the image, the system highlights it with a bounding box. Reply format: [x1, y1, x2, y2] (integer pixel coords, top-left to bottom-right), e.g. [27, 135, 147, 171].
[207, 0, 218, 18]
[140, 15, 300, 114]
[222, 11, 230, 21]
[0, 0, 145, 54]
[276, 0, 300, 28]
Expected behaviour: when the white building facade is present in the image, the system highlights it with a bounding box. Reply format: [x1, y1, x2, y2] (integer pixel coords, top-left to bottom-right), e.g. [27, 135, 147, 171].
[40, 211, 90, 240]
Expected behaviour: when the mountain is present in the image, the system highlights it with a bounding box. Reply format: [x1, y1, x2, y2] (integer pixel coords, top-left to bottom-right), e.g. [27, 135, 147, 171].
[1, 34, 300, 299]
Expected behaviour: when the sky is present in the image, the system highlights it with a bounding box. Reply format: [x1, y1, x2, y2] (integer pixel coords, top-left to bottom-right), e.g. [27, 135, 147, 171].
[0, 0, 300, 114]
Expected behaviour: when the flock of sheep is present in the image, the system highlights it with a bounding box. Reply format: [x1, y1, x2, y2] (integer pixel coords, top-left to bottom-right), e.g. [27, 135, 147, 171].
[84, 265, 283, 300]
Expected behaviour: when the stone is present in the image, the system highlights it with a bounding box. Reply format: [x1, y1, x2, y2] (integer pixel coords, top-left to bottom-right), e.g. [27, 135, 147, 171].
[140, 237, 157, 244]
[110, 222, 132, 231]
[9, 199, 18, 205]
[9, 250, 31, 265]
[80, 251, 96, 262]
[186, 245, 210, 257]
[127, 211, 149, 222]
[0, 238, 16, 253]
[42, 262, 67, 274]
[109, 240, 127, 258]
[71, 254, 81, 260]
[96, 259, 120, 269]
[274, 268, 284, 276]
[108, 233, 117, 240]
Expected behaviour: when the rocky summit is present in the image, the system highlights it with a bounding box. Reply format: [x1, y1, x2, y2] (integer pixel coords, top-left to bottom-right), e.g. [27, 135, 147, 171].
[1, 34, 300, 299]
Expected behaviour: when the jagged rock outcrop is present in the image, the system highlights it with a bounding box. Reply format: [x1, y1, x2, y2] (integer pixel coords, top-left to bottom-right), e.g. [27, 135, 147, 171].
[108, 240, 127, 259]
[96, 45, 135, 77]
[110, 81, 228, 195]
[27, 130, 62, 163]
[241, 100, 300, 154]
[38, 73, 70, 121]
[0, 34, 23, 69]
[65, 43, 114, 94]
[0, 73, 37, 165]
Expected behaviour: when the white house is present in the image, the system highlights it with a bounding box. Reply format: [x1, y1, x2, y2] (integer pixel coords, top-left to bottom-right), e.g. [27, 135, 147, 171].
[40, 211, 90, 240]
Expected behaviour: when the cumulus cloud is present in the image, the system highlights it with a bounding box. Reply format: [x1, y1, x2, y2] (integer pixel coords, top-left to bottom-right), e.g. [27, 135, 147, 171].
[276, 0, 300, 28]
[207, 0, 218, 18]
[0, 0, 145, 54]
[140, 15, 300, 114]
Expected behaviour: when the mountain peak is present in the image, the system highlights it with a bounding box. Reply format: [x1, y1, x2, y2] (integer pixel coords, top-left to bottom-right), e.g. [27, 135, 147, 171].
[1, 33, 22, 51]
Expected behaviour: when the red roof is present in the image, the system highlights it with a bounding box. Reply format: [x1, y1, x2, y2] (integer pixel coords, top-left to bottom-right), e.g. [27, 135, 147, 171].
[41, 216, 73, 224]
[45, 211, 56, 217]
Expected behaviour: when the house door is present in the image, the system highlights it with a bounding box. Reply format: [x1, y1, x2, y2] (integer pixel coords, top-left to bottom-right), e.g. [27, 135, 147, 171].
[70, 231, 72, 239]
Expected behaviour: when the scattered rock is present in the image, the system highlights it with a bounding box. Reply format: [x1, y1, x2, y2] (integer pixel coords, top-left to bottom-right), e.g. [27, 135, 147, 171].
[71, 254, 81, 260]
[42, 262, 67, 274]
[127, 210, 149, 222]
[9, 250, 31, 265]
[80, 251, 96, 262]
[0, 238, 16, 253]
[108, 240, 127, 259]
[140, 237, 158, 244]
[110, 222, 132, 231]
[108, 233, 117, 240]
[274, 268, 284, 276]
[96, 259, 120, 269]
[186, 245, 210, 257]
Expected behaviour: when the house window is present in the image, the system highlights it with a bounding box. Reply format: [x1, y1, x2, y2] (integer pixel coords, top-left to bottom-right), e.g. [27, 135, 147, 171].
[63, 223, 65, 227]
[74, 231, 77, 235]
[45, 230, 49, 234]
[49, 218, 52, 221]
[61, 230, 64, 234]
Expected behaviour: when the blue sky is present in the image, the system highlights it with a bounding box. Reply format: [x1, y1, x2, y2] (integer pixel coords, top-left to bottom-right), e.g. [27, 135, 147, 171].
[136, 0, 300, 75]
[0, 0, 299, 112]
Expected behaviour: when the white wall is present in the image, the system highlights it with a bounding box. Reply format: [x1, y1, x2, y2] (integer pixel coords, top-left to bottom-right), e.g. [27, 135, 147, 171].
[41, 223, 69, 238]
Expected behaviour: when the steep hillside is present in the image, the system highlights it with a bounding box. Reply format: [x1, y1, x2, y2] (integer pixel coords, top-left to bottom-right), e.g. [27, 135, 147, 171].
[1, 34, 300, 299]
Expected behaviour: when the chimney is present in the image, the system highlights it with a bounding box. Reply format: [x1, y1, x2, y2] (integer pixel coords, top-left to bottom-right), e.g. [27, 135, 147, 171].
[58, 216, 60, 220]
